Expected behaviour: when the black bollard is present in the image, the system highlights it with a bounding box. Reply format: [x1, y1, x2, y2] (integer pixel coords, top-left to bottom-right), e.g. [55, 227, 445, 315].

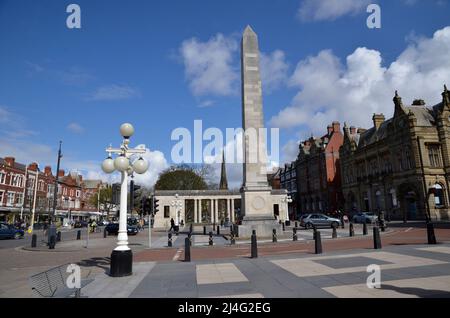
[282, 223, 285, 232]
[188, 232, 192, 246]
[230, 230, 235, 245]
[349, 223, 355, 237]
[315, 231, 322, 254]
[190, 224, 193, 234]
[313, 225, 317, 240]
[251, 230, 258, 258]
[293, 228, 298, 241]
[168, 233, 172, 247]
[203, 226, 206, 235]
[373, 226, 382, 249]
[332, 225, 337, 239]
[56, 231, 61, 242]
[184, 237, 191, 262]
[103, 227, 107, 238]
[341, 217, 345, 229]
[209, 232, 213, 246]
[217, 226, 220, 235]
[31, 234, 37, 248]
[363, 222, 368, 235]
[295, 221, 298, 228]
[49, 235, 56, 250]
[427, 222, 437, 245]
[76, 230, 81, 240]
[272, 229, 277, 243]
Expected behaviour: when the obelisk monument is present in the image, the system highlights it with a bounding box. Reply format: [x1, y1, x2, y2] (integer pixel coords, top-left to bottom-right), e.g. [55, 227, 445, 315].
[237, 25, 281, 238]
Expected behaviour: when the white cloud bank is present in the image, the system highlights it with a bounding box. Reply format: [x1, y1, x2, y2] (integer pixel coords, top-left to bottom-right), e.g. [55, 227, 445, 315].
[270, 26, 450, 136]
[179, 33, 289, 97]
[297, 0, 371, 22]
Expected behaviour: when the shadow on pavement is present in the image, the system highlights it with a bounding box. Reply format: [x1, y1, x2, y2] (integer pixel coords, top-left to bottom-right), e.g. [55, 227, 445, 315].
[77, 257, 110, 275]
[381, 284, 450, 298]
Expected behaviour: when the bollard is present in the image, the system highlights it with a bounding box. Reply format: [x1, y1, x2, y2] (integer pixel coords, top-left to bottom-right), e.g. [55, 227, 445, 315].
[49, 235, 56, 250]
[293, 228, 298, 241]
[341, 217, 345, 229]
[168, 233, 173, 247]
[332, 225, 337, 239]
[373, 226, 382, 249]
[31, 234, 37, 248]
[203, 226, 206, 235]
[209, 232, 213, 246]
[76, 230, 81, 240]
[190, 224, 193, 234]
[313, 225, 317, 240]
[363, 222, 368, 235]
[188, 232, 192, 246]
[230, 230, 235, 245]
[349, 223, 355, 237]
[272, 229, 277, 243]
[295, 221, 298, 228]
[251, 230, 258, 258]
[282, 223, 285, 232]
[315, 231, 322, 254]
[427, 222, 437, 245]
[217, 226, 220, 235]
[56, 231, 61, 242]
[184, 237, 191, 262]
[103, 227, 107, 238]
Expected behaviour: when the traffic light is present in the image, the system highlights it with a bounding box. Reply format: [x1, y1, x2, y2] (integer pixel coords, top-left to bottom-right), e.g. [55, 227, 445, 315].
[153, 197, 159, 214]
[129, 181, 141, 212]
[143, 197, 152, 214]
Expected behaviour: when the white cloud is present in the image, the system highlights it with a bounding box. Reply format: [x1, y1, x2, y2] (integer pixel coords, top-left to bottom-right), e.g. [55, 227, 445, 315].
[270, 26, 450, 135]
[260, 50, 289, 92]
[297, 0, 371, 22]
[282, 140, 299, 163]
[67, 122, 84, 134]
[180, 34, 239, 96]
[198, 100, 216, 108]
[131, 145, 169, 187]
[87, 84, 141, 101]
[179, 33, 288, 97]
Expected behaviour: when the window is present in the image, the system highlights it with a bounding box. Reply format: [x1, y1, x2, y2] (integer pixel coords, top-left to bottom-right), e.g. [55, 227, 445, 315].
[15, 193, 23, 205]
[164, 206, 170, 218]
[7, 192, 15, 206]
[0, 171, 5, 184]
[389, 188, 398, 208]
[428, 144, 442, 167]
[434, 184, 445, 208]
[0, 191, 4, 205]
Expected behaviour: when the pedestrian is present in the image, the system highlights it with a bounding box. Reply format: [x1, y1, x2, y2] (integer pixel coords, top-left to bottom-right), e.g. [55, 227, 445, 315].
[91, 220, 97, 233]
[169, 218, 175, 232]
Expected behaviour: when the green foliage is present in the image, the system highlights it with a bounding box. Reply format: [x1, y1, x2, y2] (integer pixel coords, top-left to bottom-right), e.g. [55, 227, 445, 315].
[155, 165, 208, 190]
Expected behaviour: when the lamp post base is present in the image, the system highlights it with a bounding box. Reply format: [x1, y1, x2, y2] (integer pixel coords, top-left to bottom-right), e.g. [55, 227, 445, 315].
[110, 249, 133, 277]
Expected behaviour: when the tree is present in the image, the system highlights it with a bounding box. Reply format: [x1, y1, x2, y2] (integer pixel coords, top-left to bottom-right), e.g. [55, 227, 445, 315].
[155, 165, 208, 191]
[89, 186, 114, 214]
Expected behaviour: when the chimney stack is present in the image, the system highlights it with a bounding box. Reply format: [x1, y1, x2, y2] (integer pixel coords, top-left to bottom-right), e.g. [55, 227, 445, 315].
[350, 126, 356, 134]
[58, 169, 65, 177]
[372, 114, 385, 130]
[28, 162, 39, 171]
[332, 121, 340, 133]
[44, 166, 52, 176]
[4, 157, 15, 167]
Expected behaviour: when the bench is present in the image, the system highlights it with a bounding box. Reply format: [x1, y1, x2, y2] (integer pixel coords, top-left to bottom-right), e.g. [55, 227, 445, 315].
[29, 264, 93, 298]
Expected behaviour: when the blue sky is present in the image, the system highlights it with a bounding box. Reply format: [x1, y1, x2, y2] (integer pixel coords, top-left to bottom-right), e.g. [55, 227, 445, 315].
[1, 0, 449, 187]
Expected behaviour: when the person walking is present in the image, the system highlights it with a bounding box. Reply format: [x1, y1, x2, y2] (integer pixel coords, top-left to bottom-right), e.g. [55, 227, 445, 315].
[91, 220, 97, 233]
[169, 218, 175, 232]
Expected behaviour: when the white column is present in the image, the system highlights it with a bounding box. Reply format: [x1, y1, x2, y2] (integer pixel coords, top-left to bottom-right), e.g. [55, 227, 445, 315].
[214, 199, 219, 224]
[198, 199, 202, 223]
[115, 171, 129, 251]
[231, 199, 235, 223]
[226, 198, 230, 221]
[194, 199, 198, 224]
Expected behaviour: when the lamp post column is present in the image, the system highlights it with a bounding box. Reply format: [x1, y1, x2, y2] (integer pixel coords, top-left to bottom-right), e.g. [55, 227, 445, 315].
[116, 171, 129, 250]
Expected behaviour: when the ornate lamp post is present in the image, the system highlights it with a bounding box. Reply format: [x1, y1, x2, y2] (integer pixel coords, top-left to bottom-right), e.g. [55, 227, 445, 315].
[281, 195, 293, 221]
[101, 123, 148, 277]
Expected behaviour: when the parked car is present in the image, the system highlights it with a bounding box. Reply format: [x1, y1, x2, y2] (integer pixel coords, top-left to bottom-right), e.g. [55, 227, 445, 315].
[105, 223, 139, 236]
[352, 212, 378, 224]
[0, 222, 24, 239]
[300, 214, 341, 229]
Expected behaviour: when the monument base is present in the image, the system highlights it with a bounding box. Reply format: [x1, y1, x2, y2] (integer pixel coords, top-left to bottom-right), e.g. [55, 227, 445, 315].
[234, 216, 282, 239]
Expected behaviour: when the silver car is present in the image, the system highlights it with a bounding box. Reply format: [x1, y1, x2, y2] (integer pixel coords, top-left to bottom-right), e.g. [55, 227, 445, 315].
[300, 214, 342, 229]
[352, 212, 378, 224]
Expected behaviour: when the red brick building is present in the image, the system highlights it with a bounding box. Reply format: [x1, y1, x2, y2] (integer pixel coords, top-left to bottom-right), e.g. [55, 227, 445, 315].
[295, 122, 344, 215]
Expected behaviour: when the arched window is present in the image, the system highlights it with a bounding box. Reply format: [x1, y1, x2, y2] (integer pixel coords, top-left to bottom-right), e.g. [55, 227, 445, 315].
[389, 188, 398, 208]
[434, 184, 445, 208]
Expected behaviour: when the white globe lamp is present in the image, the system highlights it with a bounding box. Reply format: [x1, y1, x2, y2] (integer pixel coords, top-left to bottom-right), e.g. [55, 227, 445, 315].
[114, 155, 130, 172]
[102, 157, 115, 174]
[133, 157, 148, 174]
[120, 123, 134, 139]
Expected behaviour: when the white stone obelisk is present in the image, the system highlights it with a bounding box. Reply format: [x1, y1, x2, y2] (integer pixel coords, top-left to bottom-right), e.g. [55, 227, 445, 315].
[238, 26, 281, 238]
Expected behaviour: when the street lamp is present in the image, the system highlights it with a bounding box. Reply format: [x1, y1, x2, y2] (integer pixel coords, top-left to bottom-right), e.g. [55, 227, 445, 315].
[171, 194, 183, 233]
[101, 123, 148, 277]
[281, 195, 293, 222]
